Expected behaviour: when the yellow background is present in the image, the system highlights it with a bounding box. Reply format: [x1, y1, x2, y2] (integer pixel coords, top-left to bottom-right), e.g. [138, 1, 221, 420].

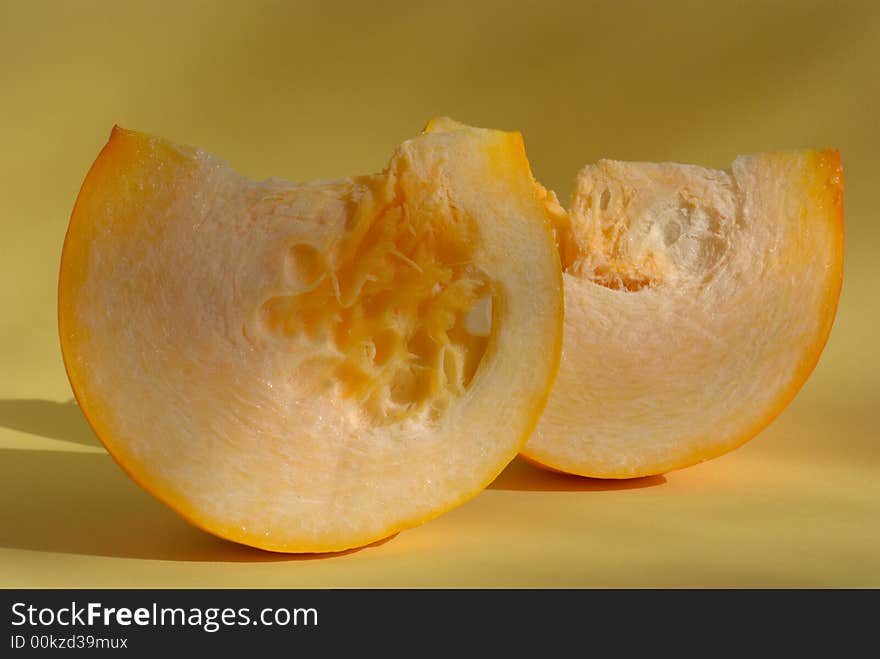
[2, 0, 878, 587]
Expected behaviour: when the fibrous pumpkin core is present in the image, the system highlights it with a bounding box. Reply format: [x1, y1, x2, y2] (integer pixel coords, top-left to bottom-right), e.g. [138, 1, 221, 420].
[258, 177, 493, 425]
[558, 162, 738, 292]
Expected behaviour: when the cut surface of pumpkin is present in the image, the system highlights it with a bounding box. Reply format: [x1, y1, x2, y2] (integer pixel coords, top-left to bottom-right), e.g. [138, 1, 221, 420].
[524, 150, 843, 478]
[59, 121, 563, 552]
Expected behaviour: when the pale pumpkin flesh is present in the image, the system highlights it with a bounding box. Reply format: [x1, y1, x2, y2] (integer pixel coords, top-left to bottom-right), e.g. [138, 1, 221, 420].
[524, 150, 843, 478]
[59, 122, 563, 552]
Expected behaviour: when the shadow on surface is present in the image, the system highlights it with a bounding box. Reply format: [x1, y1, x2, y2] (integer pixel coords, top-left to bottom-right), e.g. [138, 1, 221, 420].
[0, 398, 100, 447]
[490, 457, 666, 492]
[0, 446, 394, 562]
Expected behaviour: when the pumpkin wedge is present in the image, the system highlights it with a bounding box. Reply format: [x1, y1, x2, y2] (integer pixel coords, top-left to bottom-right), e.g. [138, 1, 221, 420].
[59, 121, 563, 551]
[523, 150, 843, 478]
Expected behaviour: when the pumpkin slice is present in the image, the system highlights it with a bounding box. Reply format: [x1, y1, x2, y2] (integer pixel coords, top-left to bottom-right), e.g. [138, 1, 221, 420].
[59, 120, 563, 552]
[524, 150, 843, 478]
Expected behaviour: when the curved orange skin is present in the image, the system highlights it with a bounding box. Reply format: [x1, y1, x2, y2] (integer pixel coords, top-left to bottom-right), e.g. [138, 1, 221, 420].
[58, 128, 236, 549]
[525, 149, 844, 479]
[59, 126, 564, 552]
